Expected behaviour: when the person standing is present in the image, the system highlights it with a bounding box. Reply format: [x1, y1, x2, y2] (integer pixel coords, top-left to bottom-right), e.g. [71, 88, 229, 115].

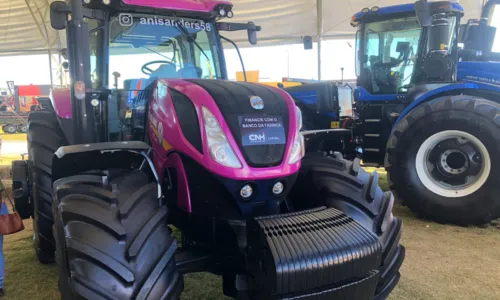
[0, 200, 7, 296]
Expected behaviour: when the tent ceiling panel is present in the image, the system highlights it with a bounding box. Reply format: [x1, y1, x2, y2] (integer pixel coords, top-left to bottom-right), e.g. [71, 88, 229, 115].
[322, 0, 484, 36]
[0, 0, 486, 55]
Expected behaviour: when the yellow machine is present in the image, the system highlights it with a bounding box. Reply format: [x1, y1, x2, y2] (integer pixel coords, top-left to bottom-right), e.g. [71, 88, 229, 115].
[235, 71, 302, 88]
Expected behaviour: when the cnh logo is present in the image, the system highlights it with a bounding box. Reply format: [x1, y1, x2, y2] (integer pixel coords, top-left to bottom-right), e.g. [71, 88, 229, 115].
[249, 133, 266, 141]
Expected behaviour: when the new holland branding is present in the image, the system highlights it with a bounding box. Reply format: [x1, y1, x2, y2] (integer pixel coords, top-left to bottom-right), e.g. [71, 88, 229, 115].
[250, 96, 264, 110]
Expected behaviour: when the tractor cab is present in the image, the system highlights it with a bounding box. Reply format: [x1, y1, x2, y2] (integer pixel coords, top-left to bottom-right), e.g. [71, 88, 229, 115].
[50, 0, 259, 144]
[350, 1, 464, 163]
[352, 2, 464, 97]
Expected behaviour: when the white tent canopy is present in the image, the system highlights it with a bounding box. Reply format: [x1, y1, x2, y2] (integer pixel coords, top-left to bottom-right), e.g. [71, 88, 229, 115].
[228, 0, 484, 45]
[0, 0, 486, 55]
[0, 0, 61, 55]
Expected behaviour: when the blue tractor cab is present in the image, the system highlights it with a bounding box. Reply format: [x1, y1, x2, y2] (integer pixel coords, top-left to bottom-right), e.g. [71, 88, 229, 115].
[286, 0, 500, 225]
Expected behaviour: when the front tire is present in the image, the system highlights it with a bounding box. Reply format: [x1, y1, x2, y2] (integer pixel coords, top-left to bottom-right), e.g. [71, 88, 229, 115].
[289, 154, 405, 298]
[5, 124, 17, 134]
[28, 111, 67, 263]
[386, 96, 500, 225]
[53, 170, 183, 299]
[17, 123, 27, 133]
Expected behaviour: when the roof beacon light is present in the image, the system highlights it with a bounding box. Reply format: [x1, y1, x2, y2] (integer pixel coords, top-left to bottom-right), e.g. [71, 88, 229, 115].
[227, 10, 234, 18]
[371, 6, 380, 12]
[361, 7, 370, 13]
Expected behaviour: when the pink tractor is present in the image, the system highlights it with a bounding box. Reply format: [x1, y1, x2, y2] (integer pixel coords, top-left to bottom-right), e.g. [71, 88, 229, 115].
[10, 0, 404, 299]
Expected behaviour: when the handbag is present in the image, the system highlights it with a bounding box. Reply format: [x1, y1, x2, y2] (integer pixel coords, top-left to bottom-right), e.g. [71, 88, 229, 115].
[0, 190, 25, 235]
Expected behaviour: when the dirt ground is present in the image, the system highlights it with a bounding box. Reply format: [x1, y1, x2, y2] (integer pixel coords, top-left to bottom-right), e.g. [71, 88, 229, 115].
[2, 171, 500, 300]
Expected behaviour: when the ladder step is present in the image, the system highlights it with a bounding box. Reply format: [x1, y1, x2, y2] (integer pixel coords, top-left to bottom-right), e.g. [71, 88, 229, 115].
[365, 119, 381, 123]
[364, 134, 380, 137]
[364, 148, 381, 152]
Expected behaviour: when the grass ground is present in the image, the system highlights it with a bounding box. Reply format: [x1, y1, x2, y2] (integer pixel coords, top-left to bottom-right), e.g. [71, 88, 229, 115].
[2, 170, 500, 300]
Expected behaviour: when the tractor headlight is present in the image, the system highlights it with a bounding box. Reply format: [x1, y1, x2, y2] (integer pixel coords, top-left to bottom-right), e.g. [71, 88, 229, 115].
[296, 106, 303, 130]
[288, 132, 305, 164]
[202, 107, 242, 168]
[288, 106, 305, 164]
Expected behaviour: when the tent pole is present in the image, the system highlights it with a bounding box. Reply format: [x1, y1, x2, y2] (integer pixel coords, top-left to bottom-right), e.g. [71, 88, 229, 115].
[318, 38, 322, 80]
[316, 0, 323, 80]
[59, 53, 63, 87]
[48, 50, 54, 88]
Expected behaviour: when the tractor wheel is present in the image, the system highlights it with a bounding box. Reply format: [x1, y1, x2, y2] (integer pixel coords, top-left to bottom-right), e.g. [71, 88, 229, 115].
[17, 123, 27, 133]
[53, 170, 183, 300]
[4, 124, 17, 134]
[386, 96, 500, 225]
[289, 153, 404, 298]
[28, 111, 67, 263]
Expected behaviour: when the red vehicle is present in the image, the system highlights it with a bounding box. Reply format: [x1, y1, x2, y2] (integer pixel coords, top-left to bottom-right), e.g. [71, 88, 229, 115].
[0, 85, 50, 133]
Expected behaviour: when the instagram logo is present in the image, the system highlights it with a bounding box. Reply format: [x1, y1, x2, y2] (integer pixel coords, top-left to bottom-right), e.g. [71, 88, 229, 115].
[119, 14, 133, 26]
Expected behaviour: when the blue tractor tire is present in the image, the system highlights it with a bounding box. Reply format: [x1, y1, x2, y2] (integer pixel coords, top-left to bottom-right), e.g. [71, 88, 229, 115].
[386, 95, 500, 225]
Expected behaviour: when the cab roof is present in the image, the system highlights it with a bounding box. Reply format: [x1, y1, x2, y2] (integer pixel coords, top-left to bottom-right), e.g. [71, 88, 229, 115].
[121, 0, 232, 13]
[351, 2, 464, 26]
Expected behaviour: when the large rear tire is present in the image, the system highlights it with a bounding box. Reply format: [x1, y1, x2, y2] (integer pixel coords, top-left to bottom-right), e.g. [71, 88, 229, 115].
[28, 111, 67, 263]
[289, 154, 404, 298]
[386, 96, 500, 225]
[53, 170, 183, 299]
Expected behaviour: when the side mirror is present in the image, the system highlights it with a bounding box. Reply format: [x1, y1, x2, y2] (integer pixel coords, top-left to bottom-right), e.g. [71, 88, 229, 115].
[217, 22, 261, 45]
[247, 22, 258, 45]
[50, 1, 70, 30]
[415, 0, 432, 27]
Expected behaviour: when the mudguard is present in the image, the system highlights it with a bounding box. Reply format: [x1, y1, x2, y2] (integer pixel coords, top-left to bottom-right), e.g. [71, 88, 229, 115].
[394, 82, 478, 126]
[52, 141, 150, 182]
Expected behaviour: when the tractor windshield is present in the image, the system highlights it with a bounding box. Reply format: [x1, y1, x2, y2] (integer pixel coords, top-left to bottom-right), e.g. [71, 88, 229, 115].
[103, 13, 223, 89]
[356, 17, 422, 94]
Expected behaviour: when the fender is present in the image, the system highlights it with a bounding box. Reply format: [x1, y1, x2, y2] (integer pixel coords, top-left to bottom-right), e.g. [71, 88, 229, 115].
[394, 82, 479, 126]
[52, 141, 150, 182]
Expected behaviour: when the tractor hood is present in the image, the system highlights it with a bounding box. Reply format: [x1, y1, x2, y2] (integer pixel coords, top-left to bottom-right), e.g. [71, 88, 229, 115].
[168, 79, 293, 168]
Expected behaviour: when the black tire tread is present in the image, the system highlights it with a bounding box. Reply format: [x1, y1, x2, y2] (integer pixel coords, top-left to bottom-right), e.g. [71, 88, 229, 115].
[53, 170, 182, 300]
[290, 155, 404, 295]
[386, 95, 500, 225]
[29, 110, 67, 263]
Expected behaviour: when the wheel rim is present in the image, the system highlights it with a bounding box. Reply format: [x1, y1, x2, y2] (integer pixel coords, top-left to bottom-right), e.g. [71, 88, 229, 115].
[7, 126, 16, 133]
[415, 130, 491, 198]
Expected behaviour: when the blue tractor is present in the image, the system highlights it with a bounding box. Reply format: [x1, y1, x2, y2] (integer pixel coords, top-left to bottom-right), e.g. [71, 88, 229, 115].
[287, 0, 500, 225]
